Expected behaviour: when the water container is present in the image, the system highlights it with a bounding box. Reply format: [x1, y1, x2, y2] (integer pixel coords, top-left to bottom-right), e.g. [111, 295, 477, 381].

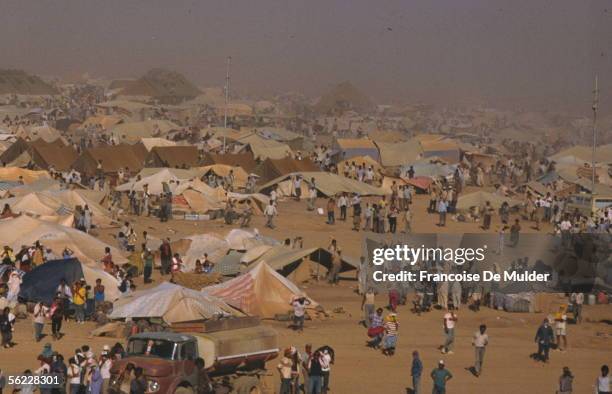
[588, 294, 596, 305]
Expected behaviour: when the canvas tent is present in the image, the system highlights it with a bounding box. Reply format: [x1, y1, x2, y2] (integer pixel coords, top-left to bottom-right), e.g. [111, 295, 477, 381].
[116, 168, 191, 195]
[254, 157, 319, 184]
[72, 145, 145, 175]
[332, 138, 380, 162]
[375, 140, 423, 167]
[337, 155, 381, 175]
[201, 152, 258, 173]
[145, 146, 200, 168]
[456, 191, 523, 211]
[19, 258, 120, 303]
[203, 262, 318, 319]
[110, 282, 241, 324]
[258, 171, 385, 197]
[0, 167, 50, 183]
[0, 215, 127, 267]
[0, 190, 115, 228]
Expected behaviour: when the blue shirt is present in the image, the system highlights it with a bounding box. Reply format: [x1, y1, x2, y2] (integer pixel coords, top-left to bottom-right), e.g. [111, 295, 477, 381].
[411, 358, 423, 377]
[431, 368, 452, 388]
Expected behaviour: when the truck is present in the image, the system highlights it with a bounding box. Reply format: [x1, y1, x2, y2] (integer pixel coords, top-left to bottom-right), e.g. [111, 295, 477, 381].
[108, 318, 278, 394]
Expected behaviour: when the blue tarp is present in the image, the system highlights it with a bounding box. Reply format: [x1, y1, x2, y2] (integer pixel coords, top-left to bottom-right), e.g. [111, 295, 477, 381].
[19, 258, 84, 304]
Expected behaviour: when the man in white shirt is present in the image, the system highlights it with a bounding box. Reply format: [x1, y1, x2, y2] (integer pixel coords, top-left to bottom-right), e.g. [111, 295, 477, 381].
[554, 306, 568, 351]
[320, 349, 332, 393]
[32, 302, 48, 342]
[472, 324, 489, 377]
[264, 202, 277, 229]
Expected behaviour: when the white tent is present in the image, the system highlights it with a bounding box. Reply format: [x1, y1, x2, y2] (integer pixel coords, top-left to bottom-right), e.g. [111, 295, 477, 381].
[116, 168, 191, 195]
[110, 282, 242, 323]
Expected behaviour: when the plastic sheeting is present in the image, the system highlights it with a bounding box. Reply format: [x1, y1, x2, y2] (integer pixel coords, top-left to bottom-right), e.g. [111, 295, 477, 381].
[110, 282, 242, 323]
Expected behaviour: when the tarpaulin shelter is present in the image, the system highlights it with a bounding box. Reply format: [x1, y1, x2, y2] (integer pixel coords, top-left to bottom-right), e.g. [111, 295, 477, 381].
[29, 145, 78, 171]
[242, 245, 318, 281]
[0, 215, 127, 267]
[403, 160, 458, 178]
[197, 164, 249, 188]
[456, 191, 523, 211]
[19, 258, 120, 303]
[332, 138, 380, 162]
[0, 138, 66, 168]
[337, 155, 381, 175]
[145, 146, 200, 168]
[110, 282, 242, 324]
[258, 171, 385, 197]
[203, 262, 318, 318]
[403, 176, 433, 192]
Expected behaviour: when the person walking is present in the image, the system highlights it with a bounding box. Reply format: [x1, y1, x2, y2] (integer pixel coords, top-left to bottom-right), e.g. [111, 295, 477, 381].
[264, 201, 277, 229]
[32, 301, 48, 342]
[441, 309, 457, 354]
[534, 319, 554, 362]
[49, 296, 64, 340]
[558, 366, 573, 394]
[411, 350, 423, 394]
[596, 365, 610, 394]
[437, 199, 448, 227]
[361, 288, 375, 328]
[430, 360, 452, 394]
[472, 324, 488, 377]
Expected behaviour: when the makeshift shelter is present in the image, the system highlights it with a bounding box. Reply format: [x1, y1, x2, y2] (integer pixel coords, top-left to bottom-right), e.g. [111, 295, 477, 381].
[254, 157, 319, 185]
[333, 138, 380, 162]
[403, 176, 433, 192]
[0, 138, 65, 168]
[19, 258, 120, 303]
[258, 171, 385, 197]
[110, 282, 241, 324]
[72, 145, 145, 175]
[456, 191, 523, 211]
[243, 245, 318, 282]
[145, 146, 200, 168]
[0, 215, 127, 267]
[403, 160, 457, 178]
[203, 262, 318, 318]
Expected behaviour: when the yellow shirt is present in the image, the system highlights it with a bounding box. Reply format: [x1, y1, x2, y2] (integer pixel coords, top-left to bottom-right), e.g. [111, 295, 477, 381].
[73, 287, 86, 305]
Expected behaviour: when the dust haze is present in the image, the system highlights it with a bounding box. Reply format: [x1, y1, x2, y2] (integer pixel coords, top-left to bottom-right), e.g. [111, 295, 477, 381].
[1, 0, 611, 112]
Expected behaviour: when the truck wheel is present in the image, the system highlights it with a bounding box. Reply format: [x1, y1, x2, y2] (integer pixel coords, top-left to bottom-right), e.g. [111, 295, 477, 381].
[233, 376, 261, 394]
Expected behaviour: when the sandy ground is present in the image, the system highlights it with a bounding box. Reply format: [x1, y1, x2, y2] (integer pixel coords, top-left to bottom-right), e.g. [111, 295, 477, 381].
[1, 193, 611, 393]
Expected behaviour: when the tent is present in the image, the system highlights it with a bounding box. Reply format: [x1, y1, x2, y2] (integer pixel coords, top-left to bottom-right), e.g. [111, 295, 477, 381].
[72, 145, 145, 175]
[0, 190, 116, 227]
[239, 134, 293, 160]
[201, 152, 257, 173]
[0, 215, 127, 267]
[403, 160, 457, 178]
[332, 139, 380, 162]
[254, 157, 319, 184]
[145, 146, 200, 168]
[116, 168, 191, 195]
[197, 164, 249, 188]
[19, 258, 121, 303]
[258, 171, 385, 197]
[243, 245, 318, 281]
[456, 191, 523, 211]
[203, 262, 318, 318]
[0, 167, 51, 183]
[374, 139, 422, 167]
[136, 137, 178, 152]
[110, 282, 242, 324]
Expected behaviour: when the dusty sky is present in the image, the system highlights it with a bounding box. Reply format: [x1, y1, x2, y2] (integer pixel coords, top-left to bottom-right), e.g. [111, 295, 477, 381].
[1, 0, 610, 109]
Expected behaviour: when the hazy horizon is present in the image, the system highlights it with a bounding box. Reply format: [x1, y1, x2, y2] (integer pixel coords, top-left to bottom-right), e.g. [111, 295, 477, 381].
[1, 0, 611, 113]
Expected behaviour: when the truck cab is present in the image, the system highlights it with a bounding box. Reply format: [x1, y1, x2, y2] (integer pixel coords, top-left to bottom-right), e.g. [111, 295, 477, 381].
[109, 322, 278, 394]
